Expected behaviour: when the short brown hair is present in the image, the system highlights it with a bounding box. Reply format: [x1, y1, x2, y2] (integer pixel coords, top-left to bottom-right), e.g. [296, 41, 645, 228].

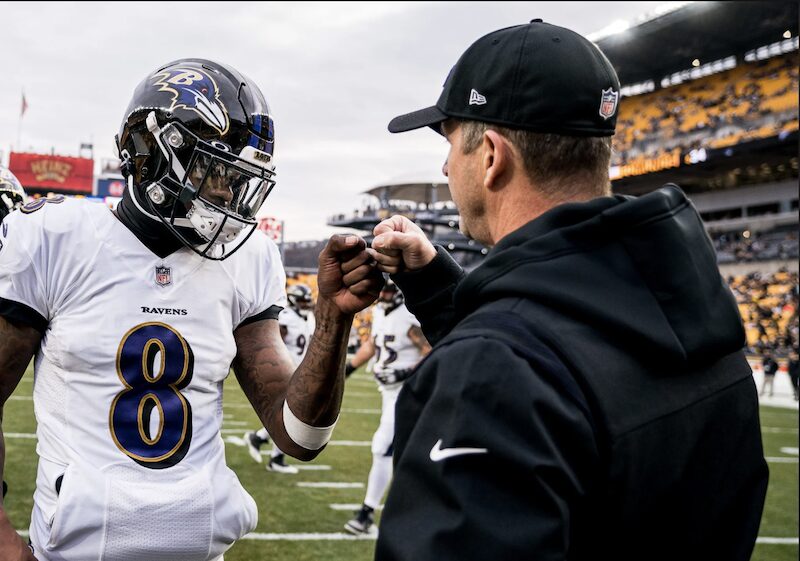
[459, 120, 612, 199]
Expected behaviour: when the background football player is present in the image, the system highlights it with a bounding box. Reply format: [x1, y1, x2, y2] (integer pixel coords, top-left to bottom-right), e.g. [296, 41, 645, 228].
[0, 166, 26, 222]
[343, 279, 430, 535]
[0, 58, 382, 561]
[244, 283, 316, 474]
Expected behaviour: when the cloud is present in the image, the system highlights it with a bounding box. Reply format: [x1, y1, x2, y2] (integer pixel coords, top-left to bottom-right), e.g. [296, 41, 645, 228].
[0, 1, 666, 240]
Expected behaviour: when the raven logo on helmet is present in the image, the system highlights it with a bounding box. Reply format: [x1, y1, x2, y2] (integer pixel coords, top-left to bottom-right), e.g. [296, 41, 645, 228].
[152, 68, 230, 135]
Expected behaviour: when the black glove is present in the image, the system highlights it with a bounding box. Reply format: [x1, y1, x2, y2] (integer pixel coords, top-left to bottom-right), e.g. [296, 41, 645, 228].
[345, 362, 357, 377]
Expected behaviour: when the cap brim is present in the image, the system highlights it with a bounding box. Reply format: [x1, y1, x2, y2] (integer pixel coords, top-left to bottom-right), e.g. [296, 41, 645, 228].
[388, 106, 448, 134]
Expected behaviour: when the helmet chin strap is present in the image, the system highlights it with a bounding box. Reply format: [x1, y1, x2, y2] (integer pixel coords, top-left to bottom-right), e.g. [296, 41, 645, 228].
[186, 199, 246, 243]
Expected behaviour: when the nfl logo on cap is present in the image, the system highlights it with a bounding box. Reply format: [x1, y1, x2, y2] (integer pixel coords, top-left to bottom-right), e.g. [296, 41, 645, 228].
[599, 88, 619, 120]
[155, 265, 172, 287]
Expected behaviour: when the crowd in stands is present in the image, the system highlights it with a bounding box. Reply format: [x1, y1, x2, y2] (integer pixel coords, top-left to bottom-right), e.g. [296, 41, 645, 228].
[713, 227, 799, 263]
[613, 52, 799, 166]
[729, 269, 798, 357]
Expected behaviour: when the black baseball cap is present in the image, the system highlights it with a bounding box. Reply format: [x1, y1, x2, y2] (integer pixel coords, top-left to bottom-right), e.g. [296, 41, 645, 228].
[388, 20, 620, 137]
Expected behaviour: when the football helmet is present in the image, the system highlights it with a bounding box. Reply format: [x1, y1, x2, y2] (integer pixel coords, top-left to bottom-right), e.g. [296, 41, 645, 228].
[287, 283, 314, 316]
[0, 166, 26, 221]
[116, 58, 276, 260]
[378, 278, 404, 311]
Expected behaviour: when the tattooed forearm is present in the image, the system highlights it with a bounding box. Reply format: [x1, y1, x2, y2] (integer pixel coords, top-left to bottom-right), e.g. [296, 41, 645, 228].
[286, 304, 352, 425]
[233, 319, 294, 434]
[0, 316, 41, 508]
[233, 298, 353, 460]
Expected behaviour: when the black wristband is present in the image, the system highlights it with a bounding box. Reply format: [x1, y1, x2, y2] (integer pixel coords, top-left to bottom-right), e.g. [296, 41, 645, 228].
[2, 480, 7, 498]
[345, 362, 357, 377]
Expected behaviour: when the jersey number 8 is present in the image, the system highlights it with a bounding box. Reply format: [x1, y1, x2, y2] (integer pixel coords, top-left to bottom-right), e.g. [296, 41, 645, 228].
[109, 322, 194, 469]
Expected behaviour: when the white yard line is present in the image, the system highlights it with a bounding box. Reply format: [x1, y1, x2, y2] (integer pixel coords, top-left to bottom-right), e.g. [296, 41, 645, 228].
[756, 537, 799, 544]
[766, 457, 799, 463]
[223, 421, 248, 426]
[344, 392, 377, 398]
[297, 482, 364, 489]
[242, 532, 376, 541]
[342, 408, 381, 414]
[4, 433, 36, 439]
[779, 447, 799, 455]
[762, 427, 799, 434]
[330, 503, 383, 511]
[223, 436, 372, 450]
[9, 396, 33, 401]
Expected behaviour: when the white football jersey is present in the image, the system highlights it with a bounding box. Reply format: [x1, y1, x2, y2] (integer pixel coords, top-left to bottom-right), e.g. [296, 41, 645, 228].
[279, 307, 314, 366]
[0, 197, 286, 561]
[370, 302, 423, 388]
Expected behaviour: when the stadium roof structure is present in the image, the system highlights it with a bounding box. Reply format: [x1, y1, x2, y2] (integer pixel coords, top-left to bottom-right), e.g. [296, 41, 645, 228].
[597, 1, 799, 86]
[363, 180, 451, 205]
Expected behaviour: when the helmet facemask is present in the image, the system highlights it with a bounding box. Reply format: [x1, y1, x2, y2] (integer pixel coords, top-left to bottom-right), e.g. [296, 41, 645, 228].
[0, 169, 26, 221]
[138, 110, 276, 260]
[377, 280, 404, 312]
[287, 284, 314, 317]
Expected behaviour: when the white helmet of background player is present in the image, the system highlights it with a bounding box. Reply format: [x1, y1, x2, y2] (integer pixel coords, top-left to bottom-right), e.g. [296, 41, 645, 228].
[0, 166, 26, 221]
[287, 284, 314, 317]
[377, 278, 404, 311]
[116, 58, 277, 260]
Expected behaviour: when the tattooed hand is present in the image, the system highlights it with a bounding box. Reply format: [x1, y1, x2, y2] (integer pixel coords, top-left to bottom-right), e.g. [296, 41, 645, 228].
[317, 234, 383, 316]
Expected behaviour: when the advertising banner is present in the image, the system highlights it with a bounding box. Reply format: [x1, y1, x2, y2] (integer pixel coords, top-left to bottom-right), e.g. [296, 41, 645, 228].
[9, 152, 93, 193]
[96, 177, 126, 198]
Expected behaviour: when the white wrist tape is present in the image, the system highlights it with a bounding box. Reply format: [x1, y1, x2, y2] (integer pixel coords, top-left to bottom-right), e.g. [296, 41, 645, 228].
[283, 400, 338, 451]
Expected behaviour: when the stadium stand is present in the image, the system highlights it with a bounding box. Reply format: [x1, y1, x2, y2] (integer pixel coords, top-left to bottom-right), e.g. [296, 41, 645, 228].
[613, 51, 798, 167]
[730, 269, 798, 355]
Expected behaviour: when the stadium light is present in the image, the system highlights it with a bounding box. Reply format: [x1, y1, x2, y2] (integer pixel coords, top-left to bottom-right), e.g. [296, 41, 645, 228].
[784, 30, 792, 39]
[587, 1, 694, 41]
[692, 58, 700, 67]
[587, 19, 630, 41]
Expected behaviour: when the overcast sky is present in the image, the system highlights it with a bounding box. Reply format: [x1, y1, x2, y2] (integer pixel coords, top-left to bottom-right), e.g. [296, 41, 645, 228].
[2, 1, 670, 240]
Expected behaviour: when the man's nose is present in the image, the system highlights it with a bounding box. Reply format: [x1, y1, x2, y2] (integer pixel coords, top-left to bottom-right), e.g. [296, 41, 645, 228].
[442, 158, 449, 177]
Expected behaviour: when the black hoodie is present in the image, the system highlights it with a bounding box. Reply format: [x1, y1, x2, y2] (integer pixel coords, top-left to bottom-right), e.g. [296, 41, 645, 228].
[376, 185, 768, 561]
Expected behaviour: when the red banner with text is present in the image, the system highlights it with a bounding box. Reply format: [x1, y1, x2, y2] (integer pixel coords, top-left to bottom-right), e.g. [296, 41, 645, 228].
[9, 152, 93, 193]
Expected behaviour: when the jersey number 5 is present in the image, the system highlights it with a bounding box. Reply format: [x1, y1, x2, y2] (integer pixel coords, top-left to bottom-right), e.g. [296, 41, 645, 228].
[374, 334, 398, 367]
[110, 322, 194, 469]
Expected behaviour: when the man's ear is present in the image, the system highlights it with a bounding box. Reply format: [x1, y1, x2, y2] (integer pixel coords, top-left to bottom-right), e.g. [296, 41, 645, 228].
[482, 129, 512, 191]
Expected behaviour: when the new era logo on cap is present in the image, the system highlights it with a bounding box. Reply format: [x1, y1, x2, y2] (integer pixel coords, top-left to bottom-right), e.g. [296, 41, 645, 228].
[469, 89, 487, 106]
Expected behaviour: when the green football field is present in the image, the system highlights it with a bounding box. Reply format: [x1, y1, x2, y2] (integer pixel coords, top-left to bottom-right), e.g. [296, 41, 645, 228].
[3, 363, 798, 561]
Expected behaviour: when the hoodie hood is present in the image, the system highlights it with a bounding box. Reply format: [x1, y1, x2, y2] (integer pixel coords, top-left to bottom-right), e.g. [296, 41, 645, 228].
[454, 185, 745, 368]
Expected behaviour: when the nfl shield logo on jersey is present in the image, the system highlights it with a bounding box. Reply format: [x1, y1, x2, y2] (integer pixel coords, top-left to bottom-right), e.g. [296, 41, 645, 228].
[599, 88, 619, 120]
[155, 265, 172, 287]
